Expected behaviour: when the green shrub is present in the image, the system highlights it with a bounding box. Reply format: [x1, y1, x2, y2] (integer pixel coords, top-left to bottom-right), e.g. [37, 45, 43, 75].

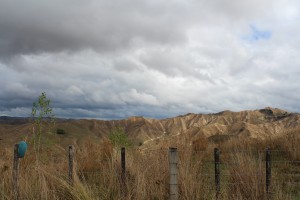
[56, 129, 66, 135]
[108, 127, 132, 148]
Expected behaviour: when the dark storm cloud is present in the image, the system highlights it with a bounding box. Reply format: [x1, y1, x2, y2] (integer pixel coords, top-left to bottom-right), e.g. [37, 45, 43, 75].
[0, 0, 190, 57]
[1, 0, 300, 119]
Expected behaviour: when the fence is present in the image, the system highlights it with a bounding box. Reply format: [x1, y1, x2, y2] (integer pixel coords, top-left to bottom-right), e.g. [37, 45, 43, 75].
[10, 144, 300, 200]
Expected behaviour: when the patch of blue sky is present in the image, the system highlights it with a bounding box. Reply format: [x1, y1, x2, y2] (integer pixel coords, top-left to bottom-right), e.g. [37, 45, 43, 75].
[243, 25, 272, 42]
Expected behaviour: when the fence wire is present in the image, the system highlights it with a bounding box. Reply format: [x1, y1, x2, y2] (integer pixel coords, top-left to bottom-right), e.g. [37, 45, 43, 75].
[2, 146, 300, 199]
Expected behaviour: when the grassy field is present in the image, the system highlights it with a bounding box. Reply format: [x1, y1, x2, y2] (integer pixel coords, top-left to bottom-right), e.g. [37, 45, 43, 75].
[0, 129, 299, 200]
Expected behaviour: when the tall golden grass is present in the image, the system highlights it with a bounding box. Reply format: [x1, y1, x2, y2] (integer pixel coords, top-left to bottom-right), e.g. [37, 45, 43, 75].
[0, 131, 299, 200]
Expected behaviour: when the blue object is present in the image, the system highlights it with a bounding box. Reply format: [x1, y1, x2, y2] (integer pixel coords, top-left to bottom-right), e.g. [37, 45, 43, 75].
[17, 141, 27, 158]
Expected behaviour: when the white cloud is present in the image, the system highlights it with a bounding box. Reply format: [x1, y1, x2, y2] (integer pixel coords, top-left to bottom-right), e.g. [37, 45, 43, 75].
[120, 89, 159, 106]
[0, 0, 300, 118]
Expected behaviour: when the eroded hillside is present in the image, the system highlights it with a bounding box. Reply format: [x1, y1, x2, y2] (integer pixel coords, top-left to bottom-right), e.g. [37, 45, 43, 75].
[0, 107, 299, 147]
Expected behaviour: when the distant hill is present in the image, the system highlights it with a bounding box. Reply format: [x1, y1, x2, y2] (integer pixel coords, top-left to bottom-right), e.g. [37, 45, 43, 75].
[1, 107, 299, 147]
[0, 116, 30, 124]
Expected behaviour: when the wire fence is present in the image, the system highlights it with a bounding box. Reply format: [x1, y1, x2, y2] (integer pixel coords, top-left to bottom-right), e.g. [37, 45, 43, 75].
[74, 146, 299, 199]
[3, 145, 300, 200]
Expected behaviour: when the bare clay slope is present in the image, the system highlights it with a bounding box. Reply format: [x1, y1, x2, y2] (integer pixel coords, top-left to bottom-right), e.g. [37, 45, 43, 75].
[120, 107, 300, 147]
[0, 107, 299, 147]
[67, 107, 300, 146]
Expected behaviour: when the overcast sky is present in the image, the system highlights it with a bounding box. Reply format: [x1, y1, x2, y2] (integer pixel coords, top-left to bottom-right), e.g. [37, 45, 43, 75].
[0, 0, 300, 119]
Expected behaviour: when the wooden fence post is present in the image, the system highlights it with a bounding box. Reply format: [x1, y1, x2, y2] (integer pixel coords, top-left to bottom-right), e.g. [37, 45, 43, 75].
[12, 144, 19, 200]
[169, 147, 178, 200]
[68, 145, 74, 186]
[214, 148, 220, 199]
[266, 147, 271, 199]
[120, 147, 126, 199]
[121, 147, 125, 182]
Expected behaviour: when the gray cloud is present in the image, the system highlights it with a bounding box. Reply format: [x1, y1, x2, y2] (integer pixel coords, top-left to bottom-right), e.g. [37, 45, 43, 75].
[0, 0, 191, 58]
[1, 0, 300, 119]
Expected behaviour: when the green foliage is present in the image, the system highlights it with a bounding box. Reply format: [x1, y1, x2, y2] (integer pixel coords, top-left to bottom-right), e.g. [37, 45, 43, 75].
[108, 127, 132, 148]
[56, 128, 66, 135]
[32, 92, 54, 120]
[31, 92, 56, 159]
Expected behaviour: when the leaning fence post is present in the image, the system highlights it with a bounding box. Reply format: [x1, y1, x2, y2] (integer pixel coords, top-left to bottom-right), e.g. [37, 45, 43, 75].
[68, 145, 74, 186]
[266, 147, 271, 199]
[12, 144, 19, 200]
[214, 148, 220, 199]
[169, 147, 178, 200]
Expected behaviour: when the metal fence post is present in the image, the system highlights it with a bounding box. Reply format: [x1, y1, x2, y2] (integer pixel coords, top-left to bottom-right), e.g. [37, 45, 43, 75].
[169, 147, 178, 200]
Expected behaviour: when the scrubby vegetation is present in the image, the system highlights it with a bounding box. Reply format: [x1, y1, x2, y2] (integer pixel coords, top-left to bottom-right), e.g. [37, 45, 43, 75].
[56, 128, 66, 135]
[0, 128, 299, 200]
[2, 94, 299, 199]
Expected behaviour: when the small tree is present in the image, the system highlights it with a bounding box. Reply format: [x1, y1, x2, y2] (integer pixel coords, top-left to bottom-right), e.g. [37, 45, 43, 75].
[31, 92, 55, 160]
[108, 127, 132, 149]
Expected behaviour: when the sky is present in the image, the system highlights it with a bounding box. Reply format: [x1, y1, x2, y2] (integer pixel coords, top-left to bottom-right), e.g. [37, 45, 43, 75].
[0, 0, 300, 119]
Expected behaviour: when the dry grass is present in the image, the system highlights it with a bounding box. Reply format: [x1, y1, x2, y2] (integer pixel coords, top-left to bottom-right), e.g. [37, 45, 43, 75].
[225, 151, 266, 199]
[0, 131, 299, 200]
